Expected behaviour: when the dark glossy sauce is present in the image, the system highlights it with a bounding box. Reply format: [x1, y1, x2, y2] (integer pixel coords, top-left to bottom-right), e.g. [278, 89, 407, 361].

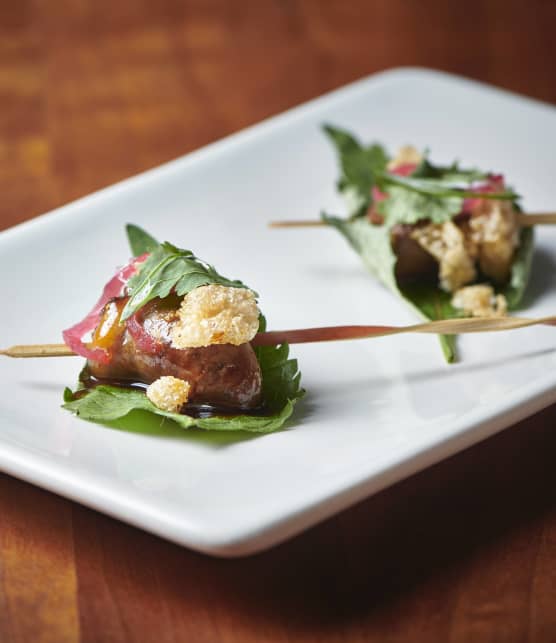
[80, 370, 269, 419]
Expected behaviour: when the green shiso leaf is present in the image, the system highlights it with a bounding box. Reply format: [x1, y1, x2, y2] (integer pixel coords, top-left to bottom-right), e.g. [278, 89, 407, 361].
[411, 157, 489, 183]
[323, 124, 388, 217]
[504, 226, 534, 309]
[126, 224, 159, 257]
[121, 242, 251, 321]
[377, 186, 463, 225]
[379, 172, 519, 203]
[63, 385, 298, 433]
[399, 283, 458, 363]
[253, 315, 304, 411]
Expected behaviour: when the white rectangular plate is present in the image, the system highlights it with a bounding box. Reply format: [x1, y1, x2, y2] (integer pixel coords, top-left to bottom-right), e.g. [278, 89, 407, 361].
[1, 68, 556, 557]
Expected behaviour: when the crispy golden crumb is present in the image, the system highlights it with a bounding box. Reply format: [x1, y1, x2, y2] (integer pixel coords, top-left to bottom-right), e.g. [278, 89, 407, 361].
[469, 201, 520, 283]
[411, 200, 520, 293]
[170, 285, 259, 349]
[451, 284, 507, 318]
[387, 145, 423, 170]
[146, 376, 191, 413]
[411, 221, 477, 292]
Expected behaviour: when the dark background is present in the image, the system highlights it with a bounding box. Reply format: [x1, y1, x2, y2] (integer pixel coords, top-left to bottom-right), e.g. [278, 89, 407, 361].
[1, 2, 555, 641]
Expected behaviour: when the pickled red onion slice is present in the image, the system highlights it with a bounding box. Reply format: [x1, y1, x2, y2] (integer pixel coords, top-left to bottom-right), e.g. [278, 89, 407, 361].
[372, 162, 418, 203]
[463, 174, 505, 213]
[62, 254, 148, 364]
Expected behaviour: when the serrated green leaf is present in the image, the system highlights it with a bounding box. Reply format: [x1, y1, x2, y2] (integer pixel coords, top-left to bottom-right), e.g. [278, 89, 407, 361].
[504, 226, 534, 309]
[380, 173, 519, 202]
[323, 124, 388, 217]
[400, 283, 459, 362]
[121, 243, 250, 321]
[126, 224, 159, 257]
[411, 157, 489, 183]
[377, 186, 463, 225]
[323, 124, 363, 157]
[63, 385, 301, 433]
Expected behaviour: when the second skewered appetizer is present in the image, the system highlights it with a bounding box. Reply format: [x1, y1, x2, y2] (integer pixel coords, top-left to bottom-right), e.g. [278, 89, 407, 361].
[275, 125, 536, 362]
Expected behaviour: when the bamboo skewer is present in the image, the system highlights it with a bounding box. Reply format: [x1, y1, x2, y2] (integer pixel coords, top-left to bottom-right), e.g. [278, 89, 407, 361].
[269, 213, 556, 228]
[516, 213, 556, 225]
[0, 344, 76, 358]
[252, 315, 556, 346]
[269, 219, 326, 228]
[270, 219, 327, 228]
[2, 315, 555, 357]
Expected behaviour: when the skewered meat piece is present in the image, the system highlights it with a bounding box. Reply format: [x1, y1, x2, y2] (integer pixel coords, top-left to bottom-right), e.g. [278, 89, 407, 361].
[391, 223, 439, 285]
[87, 297, 263, 409]
[389, 201, 520, 292]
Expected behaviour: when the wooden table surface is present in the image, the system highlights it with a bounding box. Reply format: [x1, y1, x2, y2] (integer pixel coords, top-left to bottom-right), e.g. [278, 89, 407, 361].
[1, 1, 555, 641]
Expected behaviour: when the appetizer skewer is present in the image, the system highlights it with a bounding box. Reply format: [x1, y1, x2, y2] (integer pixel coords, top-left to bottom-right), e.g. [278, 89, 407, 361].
[20, 225, 304, 433]
[272, 125, 543, 362]
[3, 312, 556, 358]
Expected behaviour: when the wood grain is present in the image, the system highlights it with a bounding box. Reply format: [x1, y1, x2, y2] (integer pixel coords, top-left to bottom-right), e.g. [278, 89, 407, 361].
[0, 477, 79, 642]
[1, 1, 556, 641]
